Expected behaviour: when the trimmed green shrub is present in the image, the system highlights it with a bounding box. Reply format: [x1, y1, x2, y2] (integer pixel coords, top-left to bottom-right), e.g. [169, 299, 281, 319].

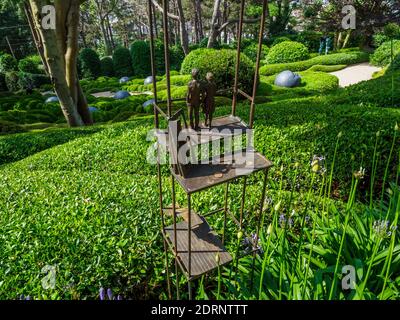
[0, 73, 6, 91]
[100, 57, 115, 77]
[130, 40, 165, 77]
[266, 41, 310, 64]
[258, 71, 339, 98]
[0, 54, 17, 73]
[113, 47, 134, 78]
[370, 40, 400, 67]
[243, 43, 269, 62]
[307, 64, 347, 72]
[79, 48, 102, 79]
[260, 51, 369, 76]
[0, 120, 25, 134]
[181, 48, 255, 93]
[18, 72, 50, 90]
[272, 36, 291, 47]
[170, 45, 185, 71]
[5, 71, 19, 92]
[80, 77, 120, 94]
[18, 57, 40, 74]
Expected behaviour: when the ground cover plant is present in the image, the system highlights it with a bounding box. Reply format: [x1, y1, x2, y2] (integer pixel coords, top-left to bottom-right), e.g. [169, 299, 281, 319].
[0, 86, 399, 299]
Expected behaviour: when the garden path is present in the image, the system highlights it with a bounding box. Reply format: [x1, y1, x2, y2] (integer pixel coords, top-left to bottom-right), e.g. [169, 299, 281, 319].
[330, 62, 382, 87]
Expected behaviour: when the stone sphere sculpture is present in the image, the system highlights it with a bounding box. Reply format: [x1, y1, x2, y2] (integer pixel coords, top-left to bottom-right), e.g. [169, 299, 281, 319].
[144, 76, 154, 86]
[114, 91, 131, 100]
[274, 70, 302, 88]
[45, 96, 59, 103]
[119, 77, 130, 84]
[143, 99, 155, 108]
[88, 106, 99, 113]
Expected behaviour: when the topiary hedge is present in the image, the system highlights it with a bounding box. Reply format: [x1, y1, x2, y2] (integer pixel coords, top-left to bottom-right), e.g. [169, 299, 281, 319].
[5, 71, 19, 92]
[243, 43, 269, 62]
[113, 47, 134, 78]
[260, 51, 369, 76]
[0, 73, 6, 92]
[130, 40, 165, 77]
[18, 57, 40, 74]
[181, 48, 255, 93]
[100, 57, 115, 77]
[79, 48, 102, 79]
[370, 40, 400, 67]
[0, 54, 17, 73]
[266, 41, 310, 64]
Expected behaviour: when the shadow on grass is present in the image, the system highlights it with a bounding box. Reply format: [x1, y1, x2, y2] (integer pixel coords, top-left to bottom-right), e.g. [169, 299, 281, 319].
[0, 126, 104, 167]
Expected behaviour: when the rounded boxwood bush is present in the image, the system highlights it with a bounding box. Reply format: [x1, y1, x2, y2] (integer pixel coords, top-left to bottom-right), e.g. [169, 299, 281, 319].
[370, 40, 400, 67]
[5, 71, 20, 92]
[79, 48, 102, 79]
[0, 54, 17, 73]
[266, 41, 310, 64]
[18, 57, 40, 74]
[130, 40, 165, 77]
[243, 43, 269, 62]
[113, 47, 134, 78]
[181, 48, 255, 93]
[0, 73, 7, 92]
[272, 36, 292, 47]
[100, 57, 115, 77]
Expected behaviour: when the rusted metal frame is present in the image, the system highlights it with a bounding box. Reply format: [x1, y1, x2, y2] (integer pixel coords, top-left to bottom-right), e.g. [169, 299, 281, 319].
[149, 0, 171, 300]
[153, 103, 168, 119]
[171, 175, 180, 300]
[222, 183, 230, 245]
[237, 89, 253, 103]
[203, 207, 225, 218]
[250, 169, 269, 291]
[231, 0, 245, 116]
[162, 0, 172, 117]
[239, 177, 247, 230]
[249, 0, 269, 129]
[187, 193, 192, 300]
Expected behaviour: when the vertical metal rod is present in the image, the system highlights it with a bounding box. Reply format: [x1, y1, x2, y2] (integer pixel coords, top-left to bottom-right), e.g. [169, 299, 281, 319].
[171, 175, 180, 300]
[148, 0, 159, 128]
[188, 194, 192, 300]
[149, 0, 171, 299]
[249, 0, 269, 129]
[231, 0, 245, 116]
[239, 177, 247, 229]
[250, 169, 269, 291]
[162, 0, 172, 117]
[222, 182, 230, 245]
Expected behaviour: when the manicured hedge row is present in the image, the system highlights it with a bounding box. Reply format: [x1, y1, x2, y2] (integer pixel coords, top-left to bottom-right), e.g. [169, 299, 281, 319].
[260, 51, 369, 76]
[370, 40, 400, 67]
[181, 48, 255, 93]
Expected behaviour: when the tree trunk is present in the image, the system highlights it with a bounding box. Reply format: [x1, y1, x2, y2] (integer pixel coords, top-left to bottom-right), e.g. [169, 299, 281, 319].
[208, 0, 222, 48]
[196, 0, 204, 40]
[175, 0, 189, 55]
[106, 14, 115, 51]
[29, 0, 92, 127]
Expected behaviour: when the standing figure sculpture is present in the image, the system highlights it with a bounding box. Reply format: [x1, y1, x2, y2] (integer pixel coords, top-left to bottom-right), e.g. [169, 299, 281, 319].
[203, 72, 217, 129]
[186, 68, 202, 130]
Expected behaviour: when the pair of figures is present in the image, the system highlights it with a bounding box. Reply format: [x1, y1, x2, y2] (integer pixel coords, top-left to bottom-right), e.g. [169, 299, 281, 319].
[186, 69, 216, 130]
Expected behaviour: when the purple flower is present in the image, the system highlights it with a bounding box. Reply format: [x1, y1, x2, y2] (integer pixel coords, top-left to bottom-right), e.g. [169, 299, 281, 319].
[107, 288, 113, 301]
[117, 295, 123, 300]
[99, 287, 106, 301]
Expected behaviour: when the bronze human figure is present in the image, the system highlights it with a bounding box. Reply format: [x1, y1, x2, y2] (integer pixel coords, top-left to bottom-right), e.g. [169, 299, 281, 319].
[203, 72, 216, 129]
[186, 69, 202, 130]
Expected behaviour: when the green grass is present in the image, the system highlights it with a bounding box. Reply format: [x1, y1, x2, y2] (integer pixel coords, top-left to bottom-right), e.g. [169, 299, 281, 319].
[260, 51, 369, 76]
[257, 71, 339, 99]
[1, 89, 399, 299]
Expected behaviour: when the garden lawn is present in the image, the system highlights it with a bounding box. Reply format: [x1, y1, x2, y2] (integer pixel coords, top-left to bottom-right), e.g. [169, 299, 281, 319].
[0, 85, 400, 299]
